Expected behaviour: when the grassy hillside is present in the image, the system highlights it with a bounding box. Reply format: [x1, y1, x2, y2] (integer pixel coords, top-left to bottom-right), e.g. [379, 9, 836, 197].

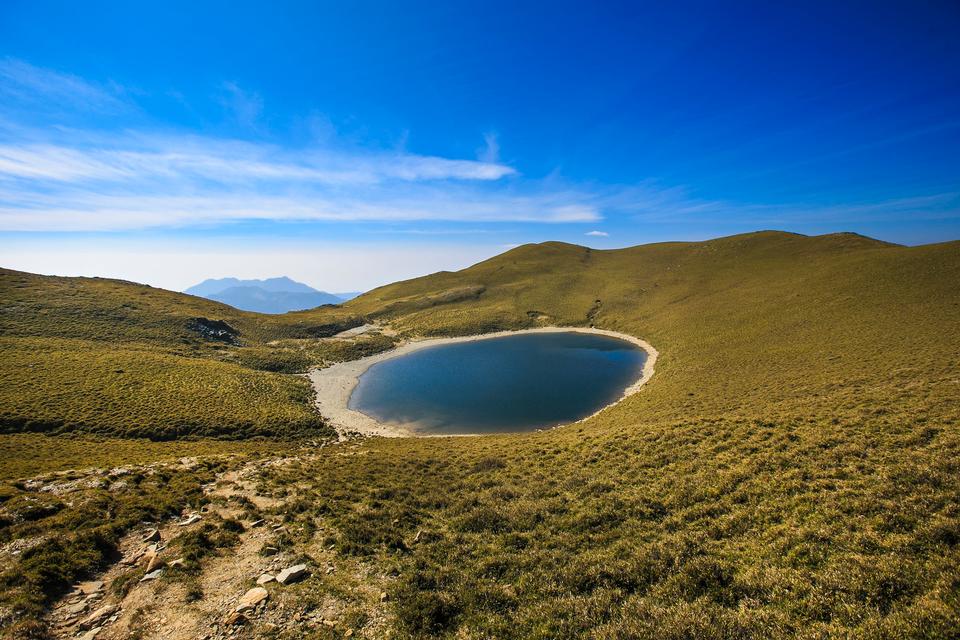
[348, 232, 958, 423]
[1, 231, 959, 638]
[0, 268, 393, 439]
[328, 231, 960, 637]
[0, 268, 361, 345]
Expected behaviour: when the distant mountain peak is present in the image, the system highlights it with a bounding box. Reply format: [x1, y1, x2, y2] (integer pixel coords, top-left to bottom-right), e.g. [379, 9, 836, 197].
[184, 276, 361, 314]
[185, 276, 318, 297]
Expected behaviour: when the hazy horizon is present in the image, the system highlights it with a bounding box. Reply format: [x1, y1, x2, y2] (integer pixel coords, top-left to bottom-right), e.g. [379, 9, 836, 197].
[0, 228, 953, 294]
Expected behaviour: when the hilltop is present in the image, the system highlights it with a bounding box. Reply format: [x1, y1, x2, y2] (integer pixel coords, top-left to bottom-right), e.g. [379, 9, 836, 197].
[1, 231, 958, 639]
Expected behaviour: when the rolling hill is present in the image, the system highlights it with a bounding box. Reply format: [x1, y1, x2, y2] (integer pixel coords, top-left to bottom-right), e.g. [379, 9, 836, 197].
[1, 231, 958, 639]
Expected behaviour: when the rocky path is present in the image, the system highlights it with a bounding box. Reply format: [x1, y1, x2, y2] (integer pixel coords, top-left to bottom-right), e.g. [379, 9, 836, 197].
[41, 449, 394, 640]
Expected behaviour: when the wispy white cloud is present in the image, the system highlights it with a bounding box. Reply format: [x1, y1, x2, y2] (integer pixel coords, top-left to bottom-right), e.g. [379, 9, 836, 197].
[0, 189, 602, 231]
[219, 81, 263, 129]
[4, 127, 953, 232]
[2, 60, 955, 236]
[0, 123, 566, 230]
[0, 55, 598, 234]
[477, 132, 500, 164]
[0, 58, 128, 113]
[0, 136, 516, 185]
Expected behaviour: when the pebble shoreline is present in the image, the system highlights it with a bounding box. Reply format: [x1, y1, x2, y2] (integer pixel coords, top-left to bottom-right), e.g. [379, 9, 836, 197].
[308, 326, 659, 438]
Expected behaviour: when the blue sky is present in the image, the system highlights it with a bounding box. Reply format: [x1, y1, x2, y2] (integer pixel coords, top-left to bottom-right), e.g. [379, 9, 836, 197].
[1, 1, 959, 291]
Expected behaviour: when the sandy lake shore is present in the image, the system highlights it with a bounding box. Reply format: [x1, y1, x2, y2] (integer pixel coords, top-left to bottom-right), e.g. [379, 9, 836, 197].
[308, 326, 659, 438]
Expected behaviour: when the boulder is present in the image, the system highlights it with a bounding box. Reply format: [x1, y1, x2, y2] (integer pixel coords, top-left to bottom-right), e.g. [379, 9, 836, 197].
[79, 604, 118, 630]
[178, 514, 201, 526]
[235, 587, 269, 612]
[80, 628, 102, 640]
[224, 612, 248, 626]
[276, 564, 308, 585]
[140, 569, 163, 582]
[140, 549, 163, 572]
[147, 554, 164, 573]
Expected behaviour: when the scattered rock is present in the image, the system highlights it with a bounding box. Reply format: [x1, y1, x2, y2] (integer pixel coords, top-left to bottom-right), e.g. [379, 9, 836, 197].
[325, 565, 335, 575]
[380, 591, 389, 602]
[250, 519, 264, 528]
[168, 557, 186, 568]
[413, 529, 423, 543]
[147, 555, 164, 573]
[67, 600, 89, 616]
[140, 548, 164, 572]
[256, 573, 275, 585]
[276, 564, 308, 585]
[142, 528, 161, 543]
[140, 569, 163, 582]
[80, 627, 102, 640]
[77, 580, 104, 595]
[345, 630, 354, 638]
[178, 514, 202, 526]
[79, 604, 118, 630]
[235, 587, 269, 612]
[187, 317, 240, 344]
[224, 612, 248, 626]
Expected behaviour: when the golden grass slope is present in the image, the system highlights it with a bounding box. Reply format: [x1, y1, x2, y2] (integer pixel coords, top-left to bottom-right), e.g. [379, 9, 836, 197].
[347, 231, 959, 424]
[0, 268, 371, 439]
[1, 231, 959, 638]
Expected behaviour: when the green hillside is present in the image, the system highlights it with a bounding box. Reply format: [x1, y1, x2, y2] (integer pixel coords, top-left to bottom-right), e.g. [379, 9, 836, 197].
[1, 231, 959, 638]
[347, 231, 959, 425]
[0, 268, 385, 438]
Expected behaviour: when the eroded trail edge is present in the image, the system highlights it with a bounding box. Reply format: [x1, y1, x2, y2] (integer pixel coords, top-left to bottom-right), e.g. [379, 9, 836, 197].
[308, 327, 659, 438]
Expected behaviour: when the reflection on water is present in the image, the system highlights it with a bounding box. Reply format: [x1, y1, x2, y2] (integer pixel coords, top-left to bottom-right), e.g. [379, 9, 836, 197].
[349, 331, 646, 435]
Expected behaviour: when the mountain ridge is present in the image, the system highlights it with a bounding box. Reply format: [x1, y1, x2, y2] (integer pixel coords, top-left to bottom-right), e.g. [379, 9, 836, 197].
[185, 275, 353, 314]
[185, 275, 318, 296]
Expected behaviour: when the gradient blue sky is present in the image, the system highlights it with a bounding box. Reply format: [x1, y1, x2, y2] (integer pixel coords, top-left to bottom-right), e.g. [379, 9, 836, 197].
[1, 1, 959, 291]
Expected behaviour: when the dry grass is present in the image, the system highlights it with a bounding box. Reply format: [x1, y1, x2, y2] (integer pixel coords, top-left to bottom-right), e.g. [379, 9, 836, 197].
[1, 231, 959, 638]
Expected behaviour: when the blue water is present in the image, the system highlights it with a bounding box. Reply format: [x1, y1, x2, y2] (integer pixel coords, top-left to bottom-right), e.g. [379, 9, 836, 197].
[348, 331, 646, 435]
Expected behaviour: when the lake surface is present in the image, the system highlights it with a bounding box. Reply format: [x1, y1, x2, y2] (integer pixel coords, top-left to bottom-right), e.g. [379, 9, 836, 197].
[348, 331, 647, 435]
